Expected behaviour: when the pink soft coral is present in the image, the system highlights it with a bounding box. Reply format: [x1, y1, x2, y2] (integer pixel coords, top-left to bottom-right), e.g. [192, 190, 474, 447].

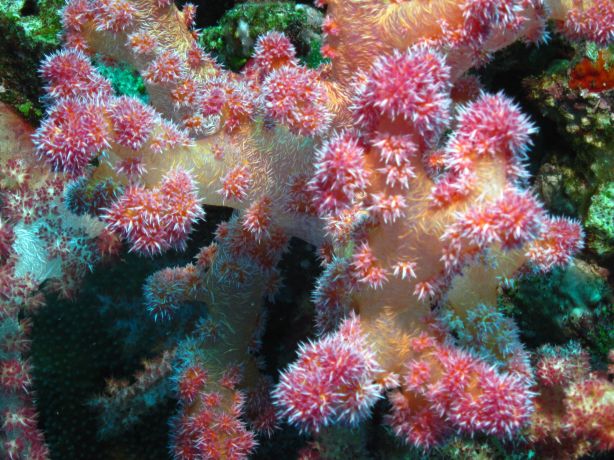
[103, 169, 203, 255]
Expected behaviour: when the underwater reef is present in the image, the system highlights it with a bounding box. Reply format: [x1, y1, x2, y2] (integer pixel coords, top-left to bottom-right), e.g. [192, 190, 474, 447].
[0, 1, 613, 459]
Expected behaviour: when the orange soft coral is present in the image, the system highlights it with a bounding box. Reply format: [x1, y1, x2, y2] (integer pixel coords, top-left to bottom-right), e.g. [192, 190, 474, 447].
[26, 0, 612, 458]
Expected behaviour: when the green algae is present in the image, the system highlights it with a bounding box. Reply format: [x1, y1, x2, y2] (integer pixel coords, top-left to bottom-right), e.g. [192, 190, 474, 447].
[198, 2, 324, 70]
[586, 182, 614, 257]
[0, 0, 63, 123]
[93, 60, 149, 102]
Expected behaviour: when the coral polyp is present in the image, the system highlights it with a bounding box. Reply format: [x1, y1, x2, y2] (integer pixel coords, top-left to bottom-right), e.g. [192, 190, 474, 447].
[0, 0, 612, 459]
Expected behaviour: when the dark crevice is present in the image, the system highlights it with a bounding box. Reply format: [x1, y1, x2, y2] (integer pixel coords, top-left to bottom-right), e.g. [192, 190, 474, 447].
[176, 0, 238, 27]
[20, 0, 39, 16]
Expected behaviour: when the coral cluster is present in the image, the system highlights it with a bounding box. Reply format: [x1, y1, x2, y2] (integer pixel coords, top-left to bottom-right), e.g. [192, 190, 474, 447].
[0, 103, 105, 459]
[1, 0, 613, 459]
[530, 342, 614, 458]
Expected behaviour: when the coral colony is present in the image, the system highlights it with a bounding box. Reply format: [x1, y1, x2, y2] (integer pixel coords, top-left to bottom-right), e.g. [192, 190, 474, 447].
[0, 0, 613, 459]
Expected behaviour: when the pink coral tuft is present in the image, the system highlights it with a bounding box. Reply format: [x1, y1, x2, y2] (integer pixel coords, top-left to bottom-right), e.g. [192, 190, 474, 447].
[219, 165, 252, 202]
[309, 131, 370, 215]
[273, 314, 383, 432]
[450, 92, 537, 167]
[562, 0, 614, 46]
[243, 197, 273, 241]
[127, 30, 157, 55]
[262, 66, 331, 136]
[104, 169, 203, 255]
[0, 359, 31, 392]
[352, 45, 451, 145]
[94, 0, 137, 32]
[62, 0, 93, 33]
[40, 49, 112, 100]
[178, 366, 208, 403]
[253, 31, 297, 75]
[386, 342, 534, 447]
[109, 97, 157, 150]
[143, 51, 187, 85]
[527, 216, 584, 271]
[34, 98, 110, 175]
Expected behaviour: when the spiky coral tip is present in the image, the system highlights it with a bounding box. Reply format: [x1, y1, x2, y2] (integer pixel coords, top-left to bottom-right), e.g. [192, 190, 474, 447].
[273, 315, 382, 432]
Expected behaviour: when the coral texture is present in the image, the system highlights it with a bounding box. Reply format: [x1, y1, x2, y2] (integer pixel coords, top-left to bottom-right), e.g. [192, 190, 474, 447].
[1, 0, 613, 459]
